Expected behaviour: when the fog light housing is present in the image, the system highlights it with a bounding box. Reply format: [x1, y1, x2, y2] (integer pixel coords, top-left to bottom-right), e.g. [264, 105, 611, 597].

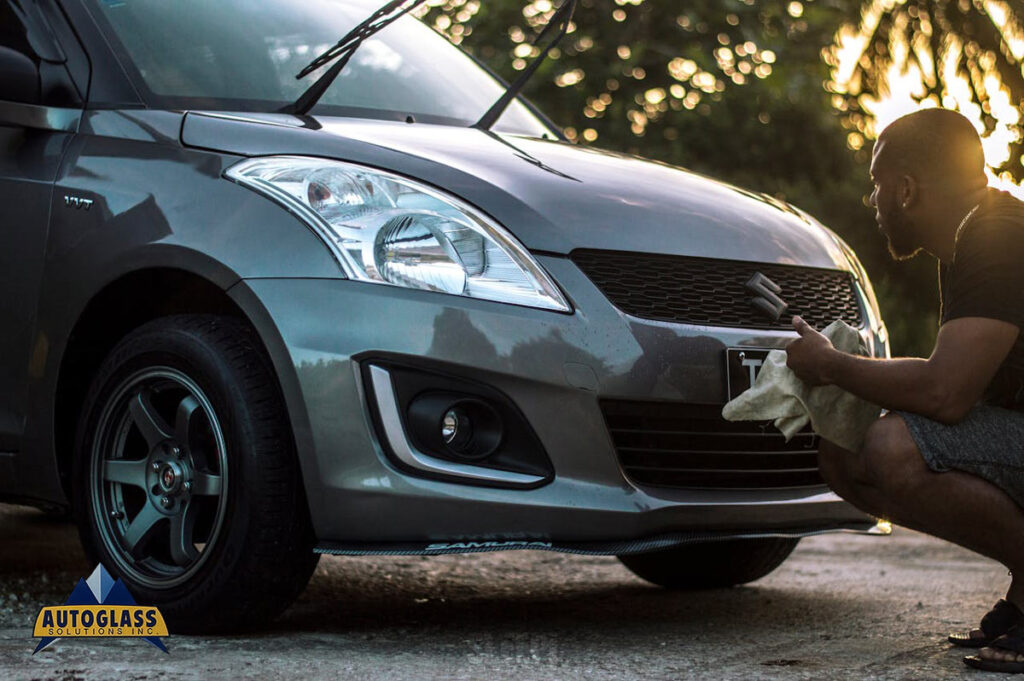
[409, 394, 503, 460]
[361, 359, 554, 488]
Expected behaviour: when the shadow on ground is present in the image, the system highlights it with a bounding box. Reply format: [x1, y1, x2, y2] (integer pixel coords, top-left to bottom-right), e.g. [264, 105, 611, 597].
[0, 504, 1002, 680]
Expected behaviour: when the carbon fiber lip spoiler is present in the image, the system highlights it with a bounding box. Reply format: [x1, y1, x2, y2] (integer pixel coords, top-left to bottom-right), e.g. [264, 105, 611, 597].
[315, 521, 888, 556]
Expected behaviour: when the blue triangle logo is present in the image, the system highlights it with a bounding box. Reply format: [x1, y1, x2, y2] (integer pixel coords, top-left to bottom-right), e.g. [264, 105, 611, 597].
[33, 564, 168, 654]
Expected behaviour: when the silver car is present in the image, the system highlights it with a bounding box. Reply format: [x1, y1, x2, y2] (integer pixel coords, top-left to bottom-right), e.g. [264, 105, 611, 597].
[0, 0, 889, 631]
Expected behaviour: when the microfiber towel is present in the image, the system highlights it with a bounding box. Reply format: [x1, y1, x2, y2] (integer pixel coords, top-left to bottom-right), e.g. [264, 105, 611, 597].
[721, 319, 882, 453]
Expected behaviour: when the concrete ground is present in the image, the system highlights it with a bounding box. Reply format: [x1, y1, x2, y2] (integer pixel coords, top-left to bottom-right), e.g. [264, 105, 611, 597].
[0, 503, 1009, 680]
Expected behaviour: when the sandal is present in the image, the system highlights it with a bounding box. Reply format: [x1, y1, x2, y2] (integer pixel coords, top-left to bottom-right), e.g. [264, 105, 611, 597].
[964, 623, 1024, 673]
[949, 599, 1024, 648]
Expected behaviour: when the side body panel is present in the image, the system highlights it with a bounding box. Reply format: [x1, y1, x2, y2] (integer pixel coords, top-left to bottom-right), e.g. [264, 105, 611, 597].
[0, 0, 85, 470]
[0, 124, 70, 455]
[8, 110, 341, 503]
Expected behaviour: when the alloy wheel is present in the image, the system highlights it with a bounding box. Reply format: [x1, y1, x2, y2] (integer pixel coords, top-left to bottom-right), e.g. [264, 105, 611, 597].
[90, 367, 229, 589]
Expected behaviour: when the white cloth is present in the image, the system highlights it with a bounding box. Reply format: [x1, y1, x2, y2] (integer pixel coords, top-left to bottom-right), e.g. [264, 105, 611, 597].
[721, 319, 881, 453]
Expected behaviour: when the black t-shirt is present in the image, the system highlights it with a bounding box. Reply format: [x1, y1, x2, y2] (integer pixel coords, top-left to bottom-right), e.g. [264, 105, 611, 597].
[939, 187, 1024, 410]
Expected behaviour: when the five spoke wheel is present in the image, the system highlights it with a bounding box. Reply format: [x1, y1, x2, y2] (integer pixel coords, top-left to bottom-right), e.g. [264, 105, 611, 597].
[74, 315, 318, 632]
[91, 369, 228, 588]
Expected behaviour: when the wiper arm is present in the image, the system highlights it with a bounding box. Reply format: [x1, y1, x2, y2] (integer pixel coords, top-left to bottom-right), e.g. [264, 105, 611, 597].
[282, 0, 427, 116]
[474, 0, 577, 131]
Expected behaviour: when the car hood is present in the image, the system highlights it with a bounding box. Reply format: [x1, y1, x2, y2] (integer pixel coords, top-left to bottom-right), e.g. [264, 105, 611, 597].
[182, 112, 850, 269]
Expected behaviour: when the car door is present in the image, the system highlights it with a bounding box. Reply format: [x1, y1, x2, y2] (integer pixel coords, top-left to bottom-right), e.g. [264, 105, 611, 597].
[0, 0, 83, 456]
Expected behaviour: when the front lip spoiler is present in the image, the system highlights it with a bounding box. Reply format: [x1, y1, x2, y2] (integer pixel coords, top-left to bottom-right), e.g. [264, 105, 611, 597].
[314, 520, 890, 556]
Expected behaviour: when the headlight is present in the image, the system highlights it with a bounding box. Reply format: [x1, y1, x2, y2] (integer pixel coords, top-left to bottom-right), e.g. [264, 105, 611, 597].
[225, 156, 571, 312]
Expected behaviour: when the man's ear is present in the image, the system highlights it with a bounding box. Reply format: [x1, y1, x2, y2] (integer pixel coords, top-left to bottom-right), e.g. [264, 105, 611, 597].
[899, 174, 918, 209]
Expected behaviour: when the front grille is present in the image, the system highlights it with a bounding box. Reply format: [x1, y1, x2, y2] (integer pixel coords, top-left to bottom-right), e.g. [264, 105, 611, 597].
[572, 249, 863, 330]
[601, 400, 824, 490]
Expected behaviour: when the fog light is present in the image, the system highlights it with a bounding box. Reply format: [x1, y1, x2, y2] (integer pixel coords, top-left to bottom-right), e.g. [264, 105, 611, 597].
[441, 407, 474, 452]
[441, 410, 458, 442]
[406, 392, 503, 461]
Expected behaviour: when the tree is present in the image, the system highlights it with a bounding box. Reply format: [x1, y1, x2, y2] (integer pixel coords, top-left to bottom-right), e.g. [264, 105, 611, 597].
[827, 0, 1024, 184]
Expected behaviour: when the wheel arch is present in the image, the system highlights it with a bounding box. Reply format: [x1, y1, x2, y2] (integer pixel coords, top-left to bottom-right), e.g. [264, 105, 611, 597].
[53, 267, 315, 521]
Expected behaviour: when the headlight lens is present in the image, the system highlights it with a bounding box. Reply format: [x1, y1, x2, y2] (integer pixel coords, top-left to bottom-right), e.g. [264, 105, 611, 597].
[225, 156, 571, 312]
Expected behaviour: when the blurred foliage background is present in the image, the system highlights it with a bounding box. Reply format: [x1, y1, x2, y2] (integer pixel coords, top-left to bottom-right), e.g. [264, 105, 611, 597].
[416, 0, 1024, 358]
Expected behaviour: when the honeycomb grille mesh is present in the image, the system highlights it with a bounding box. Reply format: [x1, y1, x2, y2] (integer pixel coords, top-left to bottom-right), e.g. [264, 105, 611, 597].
[571, 249, 863, 329]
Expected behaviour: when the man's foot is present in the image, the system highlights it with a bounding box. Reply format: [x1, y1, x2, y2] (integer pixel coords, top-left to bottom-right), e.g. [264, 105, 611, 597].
[957, 628, 993, 646]
[976, 646, 1024, 664]
[949, 599, 1024, 648]
[965, 624, 1024, 673]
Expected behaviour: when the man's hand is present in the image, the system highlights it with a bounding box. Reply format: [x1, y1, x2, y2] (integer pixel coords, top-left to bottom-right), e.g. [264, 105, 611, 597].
[785, 315, 837, 386]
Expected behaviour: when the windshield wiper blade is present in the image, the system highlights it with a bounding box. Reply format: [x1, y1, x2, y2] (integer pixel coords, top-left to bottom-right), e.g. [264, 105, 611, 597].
[282, 0, 427, 116]
[474, 0, 577, 131]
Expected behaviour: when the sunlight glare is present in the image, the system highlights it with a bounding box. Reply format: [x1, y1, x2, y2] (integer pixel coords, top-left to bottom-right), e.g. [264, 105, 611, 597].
[831, 0, 1024, 197]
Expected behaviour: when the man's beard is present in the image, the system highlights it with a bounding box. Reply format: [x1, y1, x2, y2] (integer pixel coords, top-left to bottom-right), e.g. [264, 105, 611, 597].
[879, 204, 923, 261]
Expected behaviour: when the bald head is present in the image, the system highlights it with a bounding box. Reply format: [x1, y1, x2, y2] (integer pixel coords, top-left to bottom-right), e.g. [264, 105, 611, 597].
[869, 108, 992, 263]
[874, 108, 987, 190]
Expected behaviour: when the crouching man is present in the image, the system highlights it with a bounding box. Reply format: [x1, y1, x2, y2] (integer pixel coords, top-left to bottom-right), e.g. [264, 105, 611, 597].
[785, 108, 1024, 673]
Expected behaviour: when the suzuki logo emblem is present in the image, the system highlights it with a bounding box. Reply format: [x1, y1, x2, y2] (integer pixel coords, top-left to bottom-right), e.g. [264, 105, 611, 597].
[745, 272, 788, 322]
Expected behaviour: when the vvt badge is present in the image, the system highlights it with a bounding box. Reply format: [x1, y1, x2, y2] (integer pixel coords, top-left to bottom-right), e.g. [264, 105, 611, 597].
[32, 564, 169, 653]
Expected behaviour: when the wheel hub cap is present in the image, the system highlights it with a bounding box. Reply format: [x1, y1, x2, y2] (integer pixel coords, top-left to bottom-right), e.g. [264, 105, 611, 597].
[158, 461, 184, 493]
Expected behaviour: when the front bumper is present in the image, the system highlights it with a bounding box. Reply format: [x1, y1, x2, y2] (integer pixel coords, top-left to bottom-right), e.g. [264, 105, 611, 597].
[229, 255, 886, 547]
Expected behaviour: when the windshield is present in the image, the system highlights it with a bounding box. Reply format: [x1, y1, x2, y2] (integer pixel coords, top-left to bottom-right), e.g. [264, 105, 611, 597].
[82, 0, 553, 136]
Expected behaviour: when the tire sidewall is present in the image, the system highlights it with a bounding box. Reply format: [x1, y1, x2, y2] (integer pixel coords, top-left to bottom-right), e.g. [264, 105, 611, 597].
[617, 537, 800, 589]
[72, 319, 264, 615]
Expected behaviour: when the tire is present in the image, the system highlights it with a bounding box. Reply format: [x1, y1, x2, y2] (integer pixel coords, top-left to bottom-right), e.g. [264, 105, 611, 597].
[72, 314, 318, 633]
[617, 537, 800, 589]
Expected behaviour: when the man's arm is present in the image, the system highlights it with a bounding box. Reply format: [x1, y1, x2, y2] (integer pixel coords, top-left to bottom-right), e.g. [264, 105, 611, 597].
[820, 317, 1019, 424]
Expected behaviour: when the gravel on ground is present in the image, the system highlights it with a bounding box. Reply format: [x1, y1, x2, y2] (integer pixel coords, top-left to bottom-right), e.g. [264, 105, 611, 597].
[0, 504, 1008, 680]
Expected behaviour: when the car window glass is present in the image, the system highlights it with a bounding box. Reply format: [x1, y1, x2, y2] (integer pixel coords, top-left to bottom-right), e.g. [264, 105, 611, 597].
[3, 0, 64, 61]
[0, 1, 35, 56]
[83, 0, 552, 135]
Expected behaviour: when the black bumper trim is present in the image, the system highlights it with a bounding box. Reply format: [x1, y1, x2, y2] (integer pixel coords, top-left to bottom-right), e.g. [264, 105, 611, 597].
[314, 521, 886, 556]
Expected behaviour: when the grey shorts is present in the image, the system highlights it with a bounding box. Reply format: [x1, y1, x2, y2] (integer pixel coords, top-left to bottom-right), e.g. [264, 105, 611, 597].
[891, 402, 1024, 509]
